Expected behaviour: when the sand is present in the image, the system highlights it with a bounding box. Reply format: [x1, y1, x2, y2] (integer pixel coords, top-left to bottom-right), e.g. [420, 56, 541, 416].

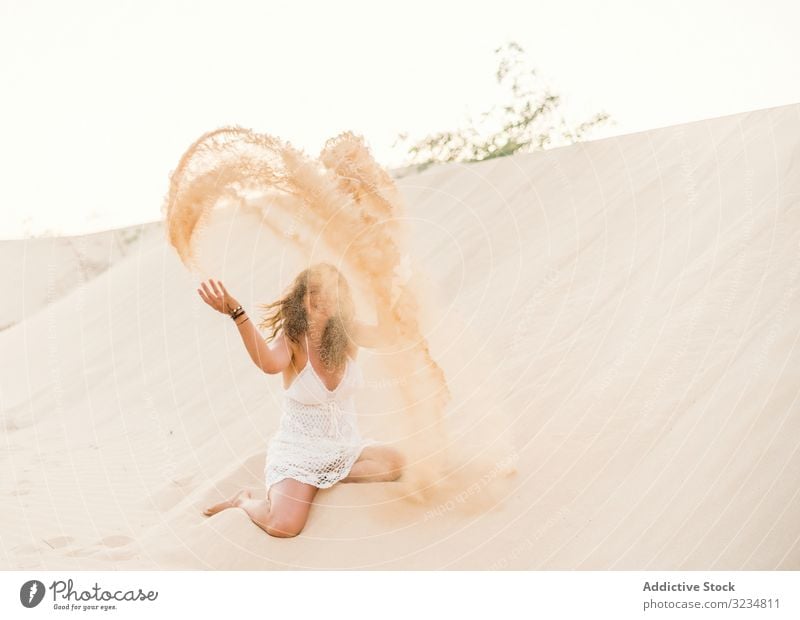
[1, 102, 799, 569]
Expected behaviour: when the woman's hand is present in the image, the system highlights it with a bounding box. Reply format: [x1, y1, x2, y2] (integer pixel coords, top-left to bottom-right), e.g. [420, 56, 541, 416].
[197, 279, 241, 316]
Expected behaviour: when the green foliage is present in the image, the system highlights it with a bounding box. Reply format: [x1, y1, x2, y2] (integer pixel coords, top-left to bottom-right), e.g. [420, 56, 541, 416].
[120, 227, 143, 246]
[393, 41, 612, 172]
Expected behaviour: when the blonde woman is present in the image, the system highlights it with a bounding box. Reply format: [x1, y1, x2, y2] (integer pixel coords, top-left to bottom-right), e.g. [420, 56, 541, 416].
[199, 263, 406, 537]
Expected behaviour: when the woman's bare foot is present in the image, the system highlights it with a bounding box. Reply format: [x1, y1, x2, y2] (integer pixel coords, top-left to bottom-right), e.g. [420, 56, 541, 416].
[202, 489, 251, 516]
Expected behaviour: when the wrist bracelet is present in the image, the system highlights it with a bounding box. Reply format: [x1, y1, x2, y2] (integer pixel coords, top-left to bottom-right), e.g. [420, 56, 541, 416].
[235, 316, 250, 326]
[228, 305, 244, 320]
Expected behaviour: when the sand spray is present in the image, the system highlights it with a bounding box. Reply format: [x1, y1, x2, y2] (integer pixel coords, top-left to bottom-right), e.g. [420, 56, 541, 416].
[163, 126, 517, 514]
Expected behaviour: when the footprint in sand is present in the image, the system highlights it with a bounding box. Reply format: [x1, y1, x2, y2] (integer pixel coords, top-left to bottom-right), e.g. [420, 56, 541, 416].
[11, 542, 42, 555]
[42, 535, 75, 549]
[64, 536, 136, 560]
[100, 536, 137, 561]
[100, 535, 134, 548]
[65, 548, 96, 558]
[171, 475, 195, 487]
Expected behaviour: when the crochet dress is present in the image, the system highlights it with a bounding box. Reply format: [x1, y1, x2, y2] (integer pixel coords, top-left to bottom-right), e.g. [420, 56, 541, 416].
[264, 334, 381, 494]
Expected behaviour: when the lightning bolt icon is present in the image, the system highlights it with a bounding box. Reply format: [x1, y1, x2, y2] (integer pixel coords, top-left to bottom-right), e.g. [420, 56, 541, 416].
[28, 582, 38, 603]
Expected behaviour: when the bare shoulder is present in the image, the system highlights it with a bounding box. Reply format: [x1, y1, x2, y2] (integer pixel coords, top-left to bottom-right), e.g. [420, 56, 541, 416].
[262, 331, 293, 374]
[276, 332, 299, 359]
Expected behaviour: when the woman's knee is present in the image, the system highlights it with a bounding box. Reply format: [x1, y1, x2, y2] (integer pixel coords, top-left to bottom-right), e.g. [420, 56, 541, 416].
[264, 515, 306, 538]
[262, 479, 318, 537]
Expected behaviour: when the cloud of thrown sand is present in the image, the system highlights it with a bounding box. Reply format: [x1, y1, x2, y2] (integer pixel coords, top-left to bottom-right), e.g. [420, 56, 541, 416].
[162, 126, 516, 509]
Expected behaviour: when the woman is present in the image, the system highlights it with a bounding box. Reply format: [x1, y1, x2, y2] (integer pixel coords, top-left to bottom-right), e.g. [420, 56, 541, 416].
[198, 263, 406, 537]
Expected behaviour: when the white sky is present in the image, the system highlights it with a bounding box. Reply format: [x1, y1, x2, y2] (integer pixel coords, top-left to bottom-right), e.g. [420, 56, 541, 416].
[1, 0, 798, 239]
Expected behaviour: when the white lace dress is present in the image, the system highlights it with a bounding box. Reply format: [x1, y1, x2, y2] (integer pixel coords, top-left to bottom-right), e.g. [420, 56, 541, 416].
[264, 335, 381, 494]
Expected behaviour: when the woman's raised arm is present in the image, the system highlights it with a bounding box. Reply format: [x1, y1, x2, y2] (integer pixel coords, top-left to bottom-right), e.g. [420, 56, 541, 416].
[197, 279, 291, 374]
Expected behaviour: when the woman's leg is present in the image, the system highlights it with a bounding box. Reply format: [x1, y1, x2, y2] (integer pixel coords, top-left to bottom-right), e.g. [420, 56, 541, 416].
[342, 444, 406, 483]
[201, 479, 319, 538]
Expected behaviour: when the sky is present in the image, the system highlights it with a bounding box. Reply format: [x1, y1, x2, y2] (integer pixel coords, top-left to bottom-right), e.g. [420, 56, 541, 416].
[1, 0, 798, 239]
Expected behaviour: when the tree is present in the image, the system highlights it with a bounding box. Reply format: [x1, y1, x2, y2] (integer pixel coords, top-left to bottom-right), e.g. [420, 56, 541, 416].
[392, 41, 612, 172]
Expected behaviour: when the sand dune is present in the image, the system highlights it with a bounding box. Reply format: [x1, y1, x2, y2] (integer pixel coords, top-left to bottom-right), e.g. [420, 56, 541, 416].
[0, 221, 163, 332]
[2, 102, 799, 569]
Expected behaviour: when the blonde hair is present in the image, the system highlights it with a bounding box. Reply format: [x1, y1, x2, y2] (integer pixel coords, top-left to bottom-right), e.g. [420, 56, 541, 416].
[257, 263, 356, 371]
